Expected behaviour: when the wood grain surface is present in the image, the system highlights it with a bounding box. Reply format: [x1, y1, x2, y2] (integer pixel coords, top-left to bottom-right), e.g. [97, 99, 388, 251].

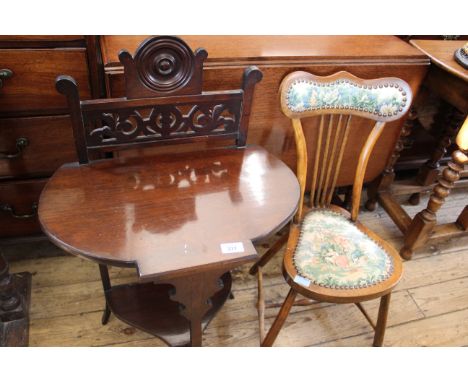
[101, 36, 429, 186]
[410, 39, 468, 82]
[39, 145, 299, 279]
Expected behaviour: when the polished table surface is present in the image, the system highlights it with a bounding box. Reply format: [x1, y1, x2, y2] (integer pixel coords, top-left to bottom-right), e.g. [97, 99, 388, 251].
[39, 145, 300, 280]
[38, 145, 299, 345]
[410, 39, 468, 82]
[410, 39, 467, 113]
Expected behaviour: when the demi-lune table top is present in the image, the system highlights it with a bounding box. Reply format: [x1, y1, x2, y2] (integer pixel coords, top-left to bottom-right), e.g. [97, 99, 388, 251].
[38, 145, 300, 281]
[410, 39, 468, 82]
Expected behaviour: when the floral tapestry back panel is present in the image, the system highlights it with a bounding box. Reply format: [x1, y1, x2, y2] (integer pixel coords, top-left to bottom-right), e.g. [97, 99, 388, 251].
[293, 210, 394, 289]
[286, 79, 407, 117]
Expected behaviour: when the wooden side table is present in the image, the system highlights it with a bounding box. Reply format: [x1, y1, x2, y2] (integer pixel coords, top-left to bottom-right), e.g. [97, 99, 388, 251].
[38, 145, 299, 346]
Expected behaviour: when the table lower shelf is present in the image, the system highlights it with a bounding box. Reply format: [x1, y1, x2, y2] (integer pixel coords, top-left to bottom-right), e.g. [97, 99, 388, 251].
[105, 272, 232, 346]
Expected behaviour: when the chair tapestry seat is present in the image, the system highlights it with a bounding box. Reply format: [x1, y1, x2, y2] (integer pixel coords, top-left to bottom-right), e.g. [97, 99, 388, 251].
[293, 210, 394, 289]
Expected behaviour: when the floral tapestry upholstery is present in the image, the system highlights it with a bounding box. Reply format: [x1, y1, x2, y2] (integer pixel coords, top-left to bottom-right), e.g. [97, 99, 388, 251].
[286, 79, 408, 117]
[293, 210, 394, 289]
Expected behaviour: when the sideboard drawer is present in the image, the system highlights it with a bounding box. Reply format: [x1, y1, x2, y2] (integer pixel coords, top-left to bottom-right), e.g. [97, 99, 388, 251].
[0, 48, 91, 116]
[0, 178, 46, 238]
[0, 115, 77, 179]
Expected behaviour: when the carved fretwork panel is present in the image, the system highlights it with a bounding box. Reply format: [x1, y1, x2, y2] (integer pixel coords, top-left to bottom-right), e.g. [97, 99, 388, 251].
[56, 36, 262, 164]
[82, 97, 242, 148]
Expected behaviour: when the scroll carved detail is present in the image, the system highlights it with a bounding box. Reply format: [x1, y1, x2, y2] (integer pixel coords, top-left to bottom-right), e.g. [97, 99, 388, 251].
[85, 102, 239, 146]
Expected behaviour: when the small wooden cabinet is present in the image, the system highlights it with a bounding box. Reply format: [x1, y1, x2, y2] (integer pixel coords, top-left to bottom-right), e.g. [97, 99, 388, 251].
[0, 36, 101, 240]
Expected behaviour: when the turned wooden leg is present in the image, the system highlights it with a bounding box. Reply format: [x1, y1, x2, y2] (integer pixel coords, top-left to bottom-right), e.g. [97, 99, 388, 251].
[416, 103, 465, 186]
[261, 288, 297, 347]
[373, 293, 391, 347]
[401, 149, 468, 259]
[0, 252, 31, 346]
[98, 264, 112, 325]
[0, 255, 20, 312]
[366, 108, 415, 211]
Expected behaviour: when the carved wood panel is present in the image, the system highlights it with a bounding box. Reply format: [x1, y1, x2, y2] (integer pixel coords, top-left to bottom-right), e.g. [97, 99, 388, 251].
[55, 36, 262, 163]
[83, 98, 242, 147]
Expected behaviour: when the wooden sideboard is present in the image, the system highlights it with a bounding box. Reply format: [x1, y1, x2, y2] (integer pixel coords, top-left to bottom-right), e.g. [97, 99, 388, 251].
[0, 36, 101, 240]
[0, 35, 429, 243]
[101, 36, 429, 187]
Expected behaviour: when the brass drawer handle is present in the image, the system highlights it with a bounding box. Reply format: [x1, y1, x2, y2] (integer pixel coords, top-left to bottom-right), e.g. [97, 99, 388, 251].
[0, 202, 37, 219]
[0, 68, 13, 89]
[0, 137, 29, 159]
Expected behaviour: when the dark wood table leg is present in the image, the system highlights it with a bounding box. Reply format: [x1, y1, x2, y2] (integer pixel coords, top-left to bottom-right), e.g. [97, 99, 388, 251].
[415, 102, 465, 187]
[366, 107, 416, 211]
[0, 251, 32, 346]
[170, 268, 229, 347]
[401, 148, 468, 259]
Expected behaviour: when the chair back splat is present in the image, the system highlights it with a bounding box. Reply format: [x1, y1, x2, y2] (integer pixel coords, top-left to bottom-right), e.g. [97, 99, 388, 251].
[56, 35, 263, 164]
[279, 71, 412, 222]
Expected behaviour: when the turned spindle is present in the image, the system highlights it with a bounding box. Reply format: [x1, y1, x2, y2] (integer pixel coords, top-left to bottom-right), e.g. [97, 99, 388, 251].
[401, 117, 468, 259]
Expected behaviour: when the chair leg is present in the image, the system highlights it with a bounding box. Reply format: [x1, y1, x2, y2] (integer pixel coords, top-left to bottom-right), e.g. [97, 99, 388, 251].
[98, 264, 112, 325]
[261, 287, 297, 347]
[257, 266, 266, 343]
[373, 293, 391, 347]
[249, 233, 288, 275]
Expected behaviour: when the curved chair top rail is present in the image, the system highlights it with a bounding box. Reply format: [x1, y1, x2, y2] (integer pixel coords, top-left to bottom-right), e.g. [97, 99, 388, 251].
[279, 71, 412, 122]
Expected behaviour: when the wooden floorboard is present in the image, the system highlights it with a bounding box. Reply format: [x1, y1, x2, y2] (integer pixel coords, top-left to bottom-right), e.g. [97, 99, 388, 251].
[318, 308, 468, 347]
[5, 189, 468, 346]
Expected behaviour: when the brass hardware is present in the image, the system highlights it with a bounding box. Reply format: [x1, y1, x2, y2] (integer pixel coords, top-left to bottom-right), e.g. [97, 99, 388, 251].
[0, 68, 13, 88]
[0, 202, 38, 219]
[0, 137, 29, 159]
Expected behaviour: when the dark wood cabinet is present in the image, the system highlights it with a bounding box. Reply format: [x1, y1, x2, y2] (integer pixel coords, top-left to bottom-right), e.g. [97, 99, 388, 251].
[0, 36, 99, 240]
[0, 49, 91, 116]
[101, 36, 429, 184]
[0, 116, 77, 179]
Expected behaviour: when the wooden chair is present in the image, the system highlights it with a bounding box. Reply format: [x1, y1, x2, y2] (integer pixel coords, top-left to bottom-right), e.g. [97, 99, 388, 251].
[258, 70, 412, 346]
[55, 35, 262, 327]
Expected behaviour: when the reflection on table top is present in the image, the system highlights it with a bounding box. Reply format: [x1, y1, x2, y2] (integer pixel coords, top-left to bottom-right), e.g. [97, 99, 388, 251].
[38, 145, 300, 280]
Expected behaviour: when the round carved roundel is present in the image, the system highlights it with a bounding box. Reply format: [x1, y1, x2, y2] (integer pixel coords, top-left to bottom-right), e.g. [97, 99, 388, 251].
[134, 36, 195, 93]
